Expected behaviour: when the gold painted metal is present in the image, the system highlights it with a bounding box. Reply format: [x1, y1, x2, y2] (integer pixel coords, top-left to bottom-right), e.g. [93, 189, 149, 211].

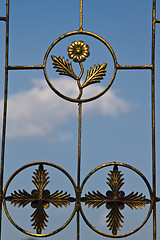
[80, 162, 153, 238]
[0, 17, 6, 21]
[152, 1, 156, 239]
[5, 164, 75, 234]
[81, 165, 150, 235]
[67, 41, 90, 62]
[7, 65, 44, 70]
[3, 162, 77, 237]
[0, 0, 9, 238]
[77, 102, 82, 240]
[3, 161, 153, 238]
[43, 30, 117, 103]
[80, 0, 83, 30]
[0, 0, 160, 239]
[116, 64, 152, 70]
[51, 40, 107, 100]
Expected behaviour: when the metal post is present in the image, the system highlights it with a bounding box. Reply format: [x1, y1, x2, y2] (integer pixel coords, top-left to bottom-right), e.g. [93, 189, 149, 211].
[0, 0, 9, 239]
[152, 0, 156, 239]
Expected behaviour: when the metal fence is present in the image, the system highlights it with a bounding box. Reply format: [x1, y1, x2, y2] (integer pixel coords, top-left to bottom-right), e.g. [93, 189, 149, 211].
[0, 0, 159, 239]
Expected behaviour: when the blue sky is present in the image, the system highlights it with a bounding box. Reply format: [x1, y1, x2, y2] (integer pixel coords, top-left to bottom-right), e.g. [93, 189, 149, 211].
[1, 0, 160, 239]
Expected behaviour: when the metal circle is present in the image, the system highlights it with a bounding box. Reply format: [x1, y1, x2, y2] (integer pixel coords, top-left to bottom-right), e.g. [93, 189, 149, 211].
[3, 161, 77, 238]
[43, 30, 117, 103]
[80, 162, 153, 238]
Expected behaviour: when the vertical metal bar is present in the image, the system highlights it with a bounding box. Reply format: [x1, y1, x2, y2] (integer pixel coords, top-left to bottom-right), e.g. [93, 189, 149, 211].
[78, 2, 83, 237]
[77, 103, 82, 190]
[77, 103, 82, 240]
[80, 0, 83, 30]
[77, 210, 80, 240]
[0, 0, 9, 239]
[152, 0, 156, 239]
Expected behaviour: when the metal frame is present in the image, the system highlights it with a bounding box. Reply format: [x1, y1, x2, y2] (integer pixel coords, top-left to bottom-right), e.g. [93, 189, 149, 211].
[0, 0, 159, 239]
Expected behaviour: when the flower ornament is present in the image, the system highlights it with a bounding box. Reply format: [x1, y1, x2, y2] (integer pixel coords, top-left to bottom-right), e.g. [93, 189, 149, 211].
[67, 41, 90, 62]
[51, 40, 107, 99]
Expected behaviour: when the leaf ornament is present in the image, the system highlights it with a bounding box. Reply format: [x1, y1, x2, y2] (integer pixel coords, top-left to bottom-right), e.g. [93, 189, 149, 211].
[32, 163, 50, 191]
[107, 165, 124, 196]
[106, 206, 124, 235]
[81, 63, 107, 88]
[51, 55, 77, 80]
[47, 190, 73, 208]
[81, 191, 109, 209]
[5, 189, 34, 208]
[31, 202, 49, 234]
[123, 192, 150, 210]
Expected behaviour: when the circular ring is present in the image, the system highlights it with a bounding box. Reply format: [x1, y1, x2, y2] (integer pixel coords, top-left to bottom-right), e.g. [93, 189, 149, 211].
[80, 162, 153, 238]
[43, 30, 117, 103]
[3, 161, 77, 237]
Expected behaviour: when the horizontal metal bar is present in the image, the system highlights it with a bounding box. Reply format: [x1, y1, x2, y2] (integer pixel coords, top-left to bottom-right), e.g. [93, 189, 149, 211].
[117, 64, 152, 70]
[0, 17, 6, 21]
[8, 65, 44, 70]
[155, 19, 160, 23]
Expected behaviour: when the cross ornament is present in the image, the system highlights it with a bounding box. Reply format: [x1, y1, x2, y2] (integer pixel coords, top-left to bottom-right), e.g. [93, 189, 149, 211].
[5, 164, 75, 234]
[81, 165, 151, 235]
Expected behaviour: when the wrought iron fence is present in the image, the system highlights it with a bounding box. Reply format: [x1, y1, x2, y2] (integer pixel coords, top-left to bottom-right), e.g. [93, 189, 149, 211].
[0, 0, 160, 239]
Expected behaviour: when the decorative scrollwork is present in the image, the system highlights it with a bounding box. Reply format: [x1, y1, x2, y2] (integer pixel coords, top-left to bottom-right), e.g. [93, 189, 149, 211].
[51, 40, 107, 100]
[5, 164, 75, 234]
[81, 165, 151, 235]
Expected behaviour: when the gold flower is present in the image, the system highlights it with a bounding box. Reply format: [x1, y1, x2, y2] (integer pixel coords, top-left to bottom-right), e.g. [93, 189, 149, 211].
[67, 41, 90, 62]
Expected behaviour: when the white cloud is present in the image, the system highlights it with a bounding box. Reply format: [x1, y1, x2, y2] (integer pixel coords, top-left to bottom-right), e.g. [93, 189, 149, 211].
[0, 78, 130, 140]
[99, 211, 108, 227]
